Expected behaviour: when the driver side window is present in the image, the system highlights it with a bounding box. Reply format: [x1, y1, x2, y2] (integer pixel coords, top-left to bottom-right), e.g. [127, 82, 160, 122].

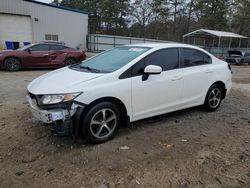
[145, 48, 179, 71]
[30, 44, 50, 51]
[132, 48, 179, 76]
[119, 48, 180, 79]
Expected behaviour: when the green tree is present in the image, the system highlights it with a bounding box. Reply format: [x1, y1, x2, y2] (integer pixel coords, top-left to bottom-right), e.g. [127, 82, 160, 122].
[55, 0, 246, 42]
[193, 0, 230, 30]
[59, 0, 129, 35]
[232, 0, 250, 36]
[129, 0, 154, 37]
[99, 0, 130, 35]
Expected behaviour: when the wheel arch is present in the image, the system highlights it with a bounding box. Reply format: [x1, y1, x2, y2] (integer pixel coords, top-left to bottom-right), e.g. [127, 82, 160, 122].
[74, 97, 129, 139]
[64, 56, 77, 63]
[3, 56, 22, 68]
[210, 81, 227, 99]
[81, 96, 130, 127]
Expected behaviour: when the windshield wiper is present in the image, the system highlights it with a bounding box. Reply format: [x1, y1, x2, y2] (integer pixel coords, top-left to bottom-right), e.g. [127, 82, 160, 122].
[69, 64, 110, 73]
[80, 65, 101, 73]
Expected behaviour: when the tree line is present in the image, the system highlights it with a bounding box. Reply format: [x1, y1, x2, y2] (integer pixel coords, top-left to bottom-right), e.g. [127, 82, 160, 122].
[52, 0, 250, 41]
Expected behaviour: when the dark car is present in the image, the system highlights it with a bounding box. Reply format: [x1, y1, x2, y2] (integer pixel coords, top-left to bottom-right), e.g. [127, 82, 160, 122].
[0, 43, 86, 71]
[225, 50, 250, 65]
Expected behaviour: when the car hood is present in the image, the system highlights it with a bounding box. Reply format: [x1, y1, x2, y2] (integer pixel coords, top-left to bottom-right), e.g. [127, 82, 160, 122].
[0, 50, 14, 55]
[0, 50, 13, 53]
[228, 50, 243, 56]
[27, 67, 105, 94]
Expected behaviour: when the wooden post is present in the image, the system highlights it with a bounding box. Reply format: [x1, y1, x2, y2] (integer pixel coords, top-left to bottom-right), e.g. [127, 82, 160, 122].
[238, 38, 242, 48]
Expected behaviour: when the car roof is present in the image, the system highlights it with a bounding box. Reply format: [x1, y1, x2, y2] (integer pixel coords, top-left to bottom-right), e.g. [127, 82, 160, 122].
[34, 42, 70, 48]
[40, 41, 66, 45]
[125, 42, 201, 49]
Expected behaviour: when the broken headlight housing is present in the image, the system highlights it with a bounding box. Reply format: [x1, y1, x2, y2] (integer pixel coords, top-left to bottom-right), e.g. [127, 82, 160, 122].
[41, 92, 82, 105]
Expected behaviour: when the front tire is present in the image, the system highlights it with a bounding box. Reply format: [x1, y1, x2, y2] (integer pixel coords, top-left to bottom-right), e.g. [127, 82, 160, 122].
[81, 102, 121, 144]
[5, 57, 21, 71]
[203, 84, 223, 112]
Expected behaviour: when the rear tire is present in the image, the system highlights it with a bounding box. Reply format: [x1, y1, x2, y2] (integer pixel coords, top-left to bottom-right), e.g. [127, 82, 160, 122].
[203, 84, 223, 112]
[5, 57, 21, 71]
[81, 102, 121, 144]
[64, 58, 76, 66]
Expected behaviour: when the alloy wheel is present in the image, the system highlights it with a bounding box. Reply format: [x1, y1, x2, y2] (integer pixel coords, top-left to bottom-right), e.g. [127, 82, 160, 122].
[90, 108, 117, 139]
[65, 58, 76, 65]
[208, 88, 221, 108]
[5, 58, 20, 71]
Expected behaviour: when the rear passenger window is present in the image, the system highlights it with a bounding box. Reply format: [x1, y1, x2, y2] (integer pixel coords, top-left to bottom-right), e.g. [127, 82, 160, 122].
[50, 45, 65, 51]
[204, 53, 212, 64]
[182, 48, 211, 67]
[145, 48, 179, 71]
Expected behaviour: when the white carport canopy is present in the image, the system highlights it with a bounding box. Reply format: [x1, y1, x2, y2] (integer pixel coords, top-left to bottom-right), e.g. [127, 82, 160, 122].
[183, 29, 249, 48]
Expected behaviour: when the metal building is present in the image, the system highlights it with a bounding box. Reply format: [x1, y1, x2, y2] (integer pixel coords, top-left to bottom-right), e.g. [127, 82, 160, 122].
[182, 29, 249, 57]
[0, 0, 88, 50]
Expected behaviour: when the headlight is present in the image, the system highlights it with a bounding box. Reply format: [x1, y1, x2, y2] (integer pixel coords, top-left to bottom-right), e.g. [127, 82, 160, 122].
[41, 92, 82, 105]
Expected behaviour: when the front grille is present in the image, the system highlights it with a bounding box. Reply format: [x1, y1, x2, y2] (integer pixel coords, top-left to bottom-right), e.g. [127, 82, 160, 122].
[225, 58, 236, 64]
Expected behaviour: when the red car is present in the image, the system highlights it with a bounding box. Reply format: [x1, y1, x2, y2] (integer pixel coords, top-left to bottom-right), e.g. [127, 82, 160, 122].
[0, 43, 86, 71]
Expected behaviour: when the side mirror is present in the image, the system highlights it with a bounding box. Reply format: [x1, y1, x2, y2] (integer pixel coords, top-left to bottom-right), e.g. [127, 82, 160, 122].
[27, 48, 31, 53]
[142, 65, 162, 81]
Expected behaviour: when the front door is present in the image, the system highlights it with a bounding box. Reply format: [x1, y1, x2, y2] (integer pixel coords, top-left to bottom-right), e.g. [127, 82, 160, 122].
[131, 48, 183, 121]
[24, 44, 50, 68]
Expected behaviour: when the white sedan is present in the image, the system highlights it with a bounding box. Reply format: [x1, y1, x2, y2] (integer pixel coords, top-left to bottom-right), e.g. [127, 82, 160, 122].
[27, 43, 232, 143]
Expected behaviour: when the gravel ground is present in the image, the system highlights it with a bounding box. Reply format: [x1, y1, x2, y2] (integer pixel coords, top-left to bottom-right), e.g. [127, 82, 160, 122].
[0, 65, 249, 188]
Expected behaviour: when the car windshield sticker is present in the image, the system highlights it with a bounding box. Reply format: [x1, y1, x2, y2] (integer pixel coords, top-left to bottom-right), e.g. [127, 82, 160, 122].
[128, 48, 145, 52]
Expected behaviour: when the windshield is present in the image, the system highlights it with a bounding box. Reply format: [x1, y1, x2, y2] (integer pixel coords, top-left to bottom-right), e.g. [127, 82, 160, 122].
[79, 47, 150, 72]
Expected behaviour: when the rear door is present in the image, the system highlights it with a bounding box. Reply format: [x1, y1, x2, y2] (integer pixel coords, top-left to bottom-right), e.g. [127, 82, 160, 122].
[180, 48, 213, 106]
[49, 44, 67, 67]
[24, 44, 50, 67]
[131, 48, 183, 120]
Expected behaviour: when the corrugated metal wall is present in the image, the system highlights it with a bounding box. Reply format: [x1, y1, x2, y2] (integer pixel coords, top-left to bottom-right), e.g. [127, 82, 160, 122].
[0, 0, 30, 15]
[0, 0, 88, 49]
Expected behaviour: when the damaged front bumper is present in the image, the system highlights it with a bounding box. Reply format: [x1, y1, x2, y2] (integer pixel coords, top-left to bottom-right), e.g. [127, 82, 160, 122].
[26, 95, 84, 136]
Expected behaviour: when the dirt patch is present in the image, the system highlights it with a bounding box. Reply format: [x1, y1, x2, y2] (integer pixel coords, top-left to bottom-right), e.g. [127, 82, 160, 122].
[0, 66, 250, 187]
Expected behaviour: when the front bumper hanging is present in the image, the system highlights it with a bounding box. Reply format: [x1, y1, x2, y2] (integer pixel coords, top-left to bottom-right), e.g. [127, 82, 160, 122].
[26, 95, 83, 136]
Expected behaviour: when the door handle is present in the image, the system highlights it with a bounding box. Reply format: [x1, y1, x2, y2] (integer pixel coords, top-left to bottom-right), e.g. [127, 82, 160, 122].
[171, 75, 183, 81]
[43, 54, 49, 56]
[205, 69, 213, 73]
